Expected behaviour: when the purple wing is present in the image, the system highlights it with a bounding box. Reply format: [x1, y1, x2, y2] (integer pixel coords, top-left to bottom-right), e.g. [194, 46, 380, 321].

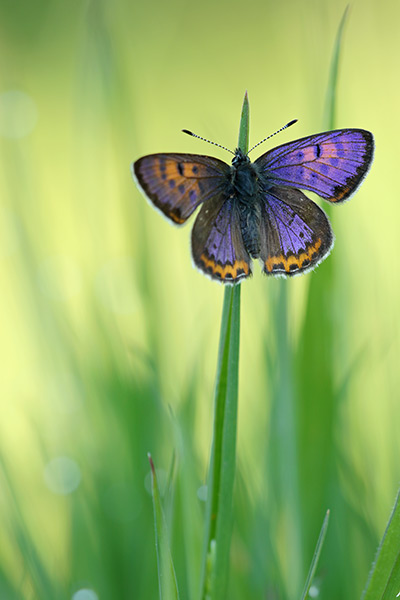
[191, 194, 251, 283]
[259, 186, 334, 276]
[132, 153, 229, 224]
[255, 129, 374, 203]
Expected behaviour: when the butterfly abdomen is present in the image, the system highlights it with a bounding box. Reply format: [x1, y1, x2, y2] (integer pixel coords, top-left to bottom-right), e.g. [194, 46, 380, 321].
[239, 203, 261, 258]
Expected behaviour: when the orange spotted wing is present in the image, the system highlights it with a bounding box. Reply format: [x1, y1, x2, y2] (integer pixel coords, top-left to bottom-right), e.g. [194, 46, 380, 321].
[133, 153, 252, 282]
[133, 154, 229, 224]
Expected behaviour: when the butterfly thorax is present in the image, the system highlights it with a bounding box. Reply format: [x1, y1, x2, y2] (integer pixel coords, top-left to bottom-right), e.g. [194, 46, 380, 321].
[230, 149, 261, 258]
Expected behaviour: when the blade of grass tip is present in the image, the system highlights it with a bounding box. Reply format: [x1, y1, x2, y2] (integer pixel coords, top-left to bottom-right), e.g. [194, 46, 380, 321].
[362, 489, 400, 600]
[300, 510, 330, 600]
[148, 453, 180, 600]
[237, 90, 249, 152]
[199, 92, 248, 600]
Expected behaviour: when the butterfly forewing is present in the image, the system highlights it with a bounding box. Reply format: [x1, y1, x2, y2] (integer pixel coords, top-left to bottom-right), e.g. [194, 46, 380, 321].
[259, 187, 334, 276]
[255, 129, 374, 203]
[133, 153, 229, 224]
[191, 194, 251, 283]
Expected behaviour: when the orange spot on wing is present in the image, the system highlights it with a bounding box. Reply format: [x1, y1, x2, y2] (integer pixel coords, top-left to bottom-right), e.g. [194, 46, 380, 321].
[302, 147, 318, 160]
[153, 159, 181, 182]
[170, 213, 185, 224]
[199, 254, 250, 281]
[319, 143, 342, 158]
[176, 162, 196, 177]
[154, 158, 214, 180]
[265, 238, 322, 274]
[328, 185, 351, 202]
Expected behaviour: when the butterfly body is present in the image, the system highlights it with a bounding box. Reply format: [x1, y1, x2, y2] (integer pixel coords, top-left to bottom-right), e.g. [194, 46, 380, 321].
[133, 127, 374, 283]
[224, 149, 262, 258]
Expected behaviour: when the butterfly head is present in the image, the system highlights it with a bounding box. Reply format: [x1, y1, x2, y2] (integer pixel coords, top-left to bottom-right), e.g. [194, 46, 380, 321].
[232, 148, 250, 167]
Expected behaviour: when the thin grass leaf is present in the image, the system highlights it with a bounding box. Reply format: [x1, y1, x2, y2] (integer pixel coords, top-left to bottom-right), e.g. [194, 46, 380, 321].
[300, 510, 330, 600]
[362, 490, 400, 600]
[199, 92, 248, 600]
[237, 91, 249, 153]
[295, 10, 351, 597]
[323, 5, 349, 130]
[148, 453, 180, 600]
[200, 286, 241, 600]
[172, 389, 204, 600]
[266, 279, 304, 597]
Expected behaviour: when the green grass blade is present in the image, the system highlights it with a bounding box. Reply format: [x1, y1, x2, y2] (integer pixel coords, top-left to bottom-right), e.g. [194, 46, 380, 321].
[300, 510, 330, 600]
[295, 11, 350, 597]
[362, 490, 400, 600]
[237, 90, 249, 153]
[266, 281, 304, 597]
[148, 454, 180, 600]
[323, 5, 349, 130]
[200, 285, 241, 600]
[199, 92, 248, 600]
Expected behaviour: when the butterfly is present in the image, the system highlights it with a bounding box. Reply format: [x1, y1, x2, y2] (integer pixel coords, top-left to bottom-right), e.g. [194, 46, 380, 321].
[132, 121, 374, 283]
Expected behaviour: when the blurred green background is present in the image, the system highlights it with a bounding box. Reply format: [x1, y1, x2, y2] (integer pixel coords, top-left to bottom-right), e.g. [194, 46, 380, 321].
[0, 0, 399, 598]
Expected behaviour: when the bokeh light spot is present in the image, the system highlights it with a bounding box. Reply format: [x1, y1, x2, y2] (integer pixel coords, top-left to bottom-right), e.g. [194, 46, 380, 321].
[44, 456, 81, 495]
[309, 585, 319, 598]
[0, 90, 38, 139]
[71, 589, 98, 600]
[196, 485, 207, 502]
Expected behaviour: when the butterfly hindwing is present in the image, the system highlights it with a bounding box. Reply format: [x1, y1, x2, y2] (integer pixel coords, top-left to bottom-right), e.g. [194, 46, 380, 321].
[191, 194, 251, 283]
[256, 129, 374, 203]
[259, 186, 334, 276]
[133, 153, 230, 224]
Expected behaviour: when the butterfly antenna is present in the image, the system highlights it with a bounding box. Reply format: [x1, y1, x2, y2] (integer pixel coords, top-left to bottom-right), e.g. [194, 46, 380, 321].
[182, 129, 235, 155]
[247, 119, 298, 154]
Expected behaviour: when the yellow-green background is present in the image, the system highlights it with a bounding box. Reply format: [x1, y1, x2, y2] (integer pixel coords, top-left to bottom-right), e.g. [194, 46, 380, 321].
[0, 0, 399, 598]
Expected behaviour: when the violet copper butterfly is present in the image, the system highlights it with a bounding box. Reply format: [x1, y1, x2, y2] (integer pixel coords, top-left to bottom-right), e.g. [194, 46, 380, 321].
[132, 120, 374, 283]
